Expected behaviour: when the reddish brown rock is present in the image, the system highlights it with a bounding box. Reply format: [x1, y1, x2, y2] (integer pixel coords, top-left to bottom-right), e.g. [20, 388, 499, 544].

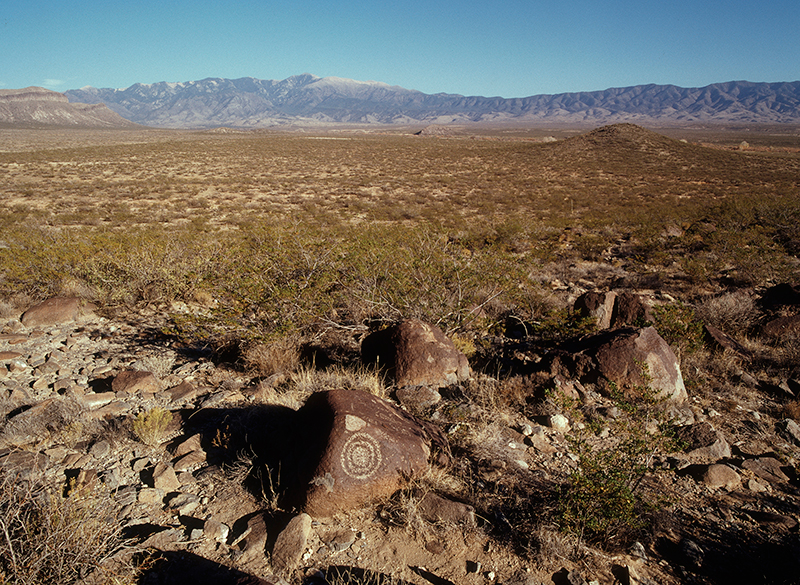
[703, 324, 752, 357]
[574, 291, 617, 329]
[700, 464, 741, 490]
[417, 492, 476, 527]
[675, 422, 731, 464]
[271, 513, 312, 575]
[762, 314, 800, 338]
[299, 388, 448, 517]
[550, 326, 686, 402]
[610, 291, 654, 328]
[112, 370, 160, 394]
[20, 297, 84, 328]
[362, 319, 469, 388]
[742, 457, 790, 484]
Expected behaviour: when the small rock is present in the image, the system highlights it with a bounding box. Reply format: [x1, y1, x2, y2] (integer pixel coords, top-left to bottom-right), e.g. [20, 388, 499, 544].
[112, 370, 160, 394]
[166, 492, 200, 516]
[89, 440, 111, 459]
[152, 462, 181, 492]
[326, 530, 356, 553]
[548, 414, 571, 433]
[20, 297, 82, 328]
[138, 487, 165, 504]
[681, 539, 704, 568]
[236, 513, 268, 561]
[272, 513, 312, 575]
[396, 385, 442, 410]
[742, 457, 790, 484]
[204, 519, 230, 544]
[700, 464, 741, 490]
[166, 380, 200, 403]
[778, 418, 800, 446]
[417, 492, 476, 527]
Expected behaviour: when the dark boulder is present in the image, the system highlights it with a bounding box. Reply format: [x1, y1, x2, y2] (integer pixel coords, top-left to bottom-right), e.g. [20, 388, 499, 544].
[361, 319, 469, 388]
[298, 388, 449, 517]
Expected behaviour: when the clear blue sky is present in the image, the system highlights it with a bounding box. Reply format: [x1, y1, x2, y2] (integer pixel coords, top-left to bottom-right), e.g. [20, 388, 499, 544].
[2, 0, 798, 98]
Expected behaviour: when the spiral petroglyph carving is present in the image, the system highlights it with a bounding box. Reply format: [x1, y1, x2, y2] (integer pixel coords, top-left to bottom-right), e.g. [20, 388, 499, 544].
[340, 432, 382, 480]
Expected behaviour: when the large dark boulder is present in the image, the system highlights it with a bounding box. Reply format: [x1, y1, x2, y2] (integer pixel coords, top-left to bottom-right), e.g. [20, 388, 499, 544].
[297, 388, 449, 517]
[361, 319, 469, 388]
[549, 326, 687, 402]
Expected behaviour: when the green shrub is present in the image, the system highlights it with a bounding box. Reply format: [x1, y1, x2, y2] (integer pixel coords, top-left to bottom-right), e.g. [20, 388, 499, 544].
[132, 407, 173, 447]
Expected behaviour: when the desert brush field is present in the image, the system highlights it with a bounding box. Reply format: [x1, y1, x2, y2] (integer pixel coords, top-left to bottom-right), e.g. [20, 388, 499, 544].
[1, 123, 800, 585]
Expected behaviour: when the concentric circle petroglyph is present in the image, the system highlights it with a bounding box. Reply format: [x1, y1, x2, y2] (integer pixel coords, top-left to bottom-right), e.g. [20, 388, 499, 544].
[340, 432, 382, 480]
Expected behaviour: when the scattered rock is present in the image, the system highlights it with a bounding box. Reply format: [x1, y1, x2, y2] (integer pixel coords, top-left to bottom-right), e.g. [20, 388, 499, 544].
[675, 422, 731, 464]
[112, 370, 160, 394]
[778, 418, 800, 446]
[417, 492, 476, 527]
[547, 413, 571, 433]
[742, 457, 790, 484]
[396, 385, 442, 410]
[574, 291, 617, 329]
[20, 297, 85, 328]
[703, 324, 752, 357]
[152, 462, 181, 492]
[550, 327, 687, 402]
[203, 517, 230, 544]
[610, 291, 653, 328]
[762, 314, 800, 338]
[235, 513, 268, 562]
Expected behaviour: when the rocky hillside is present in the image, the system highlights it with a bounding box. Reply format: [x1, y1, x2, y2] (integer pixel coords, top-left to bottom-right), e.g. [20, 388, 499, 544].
[63, 76, 800, 128]
[2, 278, 800, 585]
[0, 87, 137, 128]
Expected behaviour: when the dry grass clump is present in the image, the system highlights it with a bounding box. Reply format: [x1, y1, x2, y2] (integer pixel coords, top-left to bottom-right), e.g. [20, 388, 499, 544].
[135, 353, 176, 378]
[784, 398, 800, 422]
[0, 398, 91, 450]
[0, 468, 132, 585]
[291, 363, 386, 398]
[695, 290, 759, 334]
[242, 336, 301, 378]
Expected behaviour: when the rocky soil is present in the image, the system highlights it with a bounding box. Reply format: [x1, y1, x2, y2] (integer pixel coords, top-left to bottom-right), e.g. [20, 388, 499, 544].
[2, 279, 800, 585]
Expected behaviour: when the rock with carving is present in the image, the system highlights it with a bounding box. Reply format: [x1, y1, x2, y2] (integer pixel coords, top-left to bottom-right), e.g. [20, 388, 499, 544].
[298, 388, 449, 517]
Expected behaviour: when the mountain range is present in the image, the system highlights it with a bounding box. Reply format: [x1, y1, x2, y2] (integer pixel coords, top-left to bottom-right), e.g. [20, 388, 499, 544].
[64, 75, 800, 128]
[4, 75, 800, 128]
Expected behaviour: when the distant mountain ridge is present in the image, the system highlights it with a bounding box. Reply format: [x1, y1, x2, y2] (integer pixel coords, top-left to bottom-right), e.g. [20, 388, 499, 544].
[0, 87, 137, 127]
[55, 75, 800, 128]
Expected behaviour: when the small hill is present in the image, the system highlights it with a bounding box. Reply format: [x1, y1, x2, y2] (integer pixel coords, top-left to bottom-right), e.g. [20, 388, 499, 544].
[0, 87, 137, 127]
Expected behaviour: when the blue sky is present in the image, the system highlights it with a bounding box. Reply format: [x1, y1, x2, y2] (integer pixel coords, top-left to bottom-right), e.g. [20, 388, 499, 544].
[2, 0, 798, 98]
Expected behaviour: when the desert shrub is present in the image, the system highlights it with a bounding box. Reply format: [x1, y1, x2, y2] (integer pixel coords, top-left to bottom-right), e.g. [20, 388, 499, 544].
[695, 290, 759, 334]
[651, 301, 705, 359]
[0, 468, 130, 584]
[556, 370, 676, 549]
[557, 434, 648, 546]
[132, 407, 173, 447]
